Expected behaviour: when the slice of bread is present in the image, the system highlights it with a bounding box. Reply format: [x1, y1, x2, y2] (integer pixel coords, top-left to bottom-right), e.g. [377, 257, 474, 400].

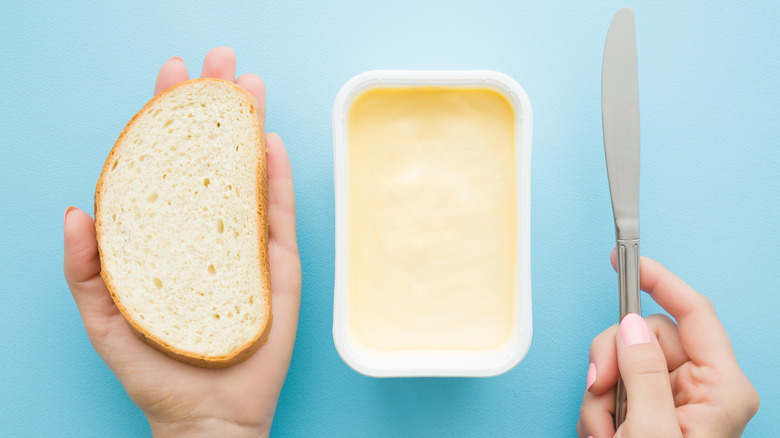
[95, 78, 271, 368]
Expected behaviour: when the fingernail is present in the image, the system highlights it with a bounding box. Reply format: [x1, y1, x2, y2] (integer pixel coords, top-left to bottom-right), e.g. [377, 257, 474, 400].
[64, 206, 77, 226]
[620, 313, 651, 346]
[168, 56, 183, 62]
[586, 362, 597, 391]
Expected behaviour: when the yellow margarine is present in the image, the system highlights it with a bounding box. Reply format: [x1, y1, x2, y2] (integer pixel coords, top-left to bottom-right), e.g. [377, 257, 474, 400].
[348, 87, 517, 352]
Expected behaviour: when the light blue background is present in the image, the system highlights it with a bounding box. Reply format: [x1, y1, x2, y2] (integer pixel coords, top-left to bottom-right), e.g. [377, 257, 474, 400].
[2, 1, 777, 436]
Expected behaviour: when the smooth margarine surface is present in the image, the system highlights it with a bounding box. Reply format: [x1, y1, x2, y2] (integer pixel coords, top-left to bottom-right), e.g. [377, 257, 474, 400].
[99, 82, 265, 357]
[348, 87, 517, 352]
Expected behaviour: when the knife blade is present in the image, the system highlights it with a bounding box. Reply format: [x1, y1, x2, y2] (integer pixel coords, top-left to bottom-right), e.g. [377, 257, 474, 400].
[602, 6, 641, 428]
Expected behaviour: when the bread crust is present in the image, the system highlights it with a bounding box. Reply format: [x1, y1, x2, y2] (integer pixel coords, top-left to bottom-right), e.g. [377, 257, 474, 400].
[94, 78, 272, 368]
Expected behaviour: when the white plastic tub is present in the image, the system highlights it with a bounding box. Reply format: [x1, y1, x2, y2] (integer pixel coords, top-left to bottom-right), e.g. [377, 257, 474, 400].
[333, 70, 532, 377]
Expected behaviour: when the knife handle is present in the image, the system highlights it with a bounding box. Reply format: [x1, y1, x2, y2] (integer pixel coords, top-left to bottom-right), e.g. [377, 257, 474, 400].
[615, 238, 641, 428]
[617, 238, 641, 317]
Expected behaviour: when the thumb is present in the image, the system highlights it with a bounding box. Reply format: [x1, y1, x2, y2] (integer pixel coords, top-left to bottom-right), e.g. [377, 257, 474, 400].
[616, 313, 681, 436]
[63, 207, 125, 349]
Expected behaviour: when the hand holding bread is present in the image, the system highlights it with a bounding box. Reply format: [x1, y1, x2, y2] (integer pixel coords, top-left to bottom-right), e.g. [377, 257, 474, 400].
[64, 47, 301, 436]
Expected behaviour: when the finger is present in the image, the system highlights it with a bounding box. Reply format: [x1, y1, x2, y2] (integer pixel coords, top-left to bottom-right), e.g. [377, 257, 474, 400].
[63, 207, 138, 358]
[64, 208, 117, 323]
[587, 315, 689, 398]
[227, 247, 301, 394]
[646, 313, 689, 371]
[587, 324, 620, 395]
[617, 313, 680, 432]
[579, 387, 616, 438]
[266, 133, 298, 257]
[154, 56, 189, 96]
[200, 47, 236, 82]
[230, 133, 301, 383]
[236, 73, 266, 113]
[611, 251, 736, 367]
[576, 419, 592, 438]
[668, 365, 689, 406]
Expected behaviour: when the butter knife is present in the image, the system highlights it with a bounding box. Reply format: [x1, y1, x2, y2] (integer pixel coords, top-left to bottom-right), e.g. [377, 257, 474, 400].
[602, 6, 641, 428]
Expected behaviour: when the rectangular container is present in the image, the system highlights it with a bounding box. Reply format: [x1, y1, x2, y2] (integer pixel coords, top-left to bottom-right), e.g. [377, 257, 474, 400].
[333, 70, 532, 377]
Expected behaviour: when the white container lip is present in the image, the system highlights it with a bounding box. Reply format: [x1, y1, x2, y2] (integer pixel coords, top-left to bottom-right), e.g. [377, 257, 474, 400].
[333, 70, 533, 377]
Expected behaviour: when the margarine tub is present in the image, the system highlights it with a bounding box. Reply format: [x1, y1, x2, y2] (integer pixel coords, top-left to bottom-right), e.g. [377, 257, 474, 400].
[333, 71, 532, 377]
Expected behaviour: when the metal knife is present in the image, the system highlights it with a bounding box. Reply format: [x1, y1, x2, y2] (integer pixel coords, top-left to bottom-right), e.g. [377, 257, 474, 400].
[602, 6, 641, 428]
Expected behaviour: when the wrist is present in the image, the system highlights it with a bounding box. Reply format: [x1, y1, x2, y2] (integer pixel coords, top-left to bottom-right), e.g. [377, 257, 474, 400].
[148, 415, 270, 438]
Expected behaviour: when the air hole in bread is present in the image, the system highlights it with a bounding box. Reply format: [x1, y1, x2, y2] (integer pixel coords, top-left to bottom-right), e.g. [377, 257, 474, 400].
[217, 218, 224, 233]
[153, 108, 162, 118]
[163, 119, 174, 128]
[214, 314, 220, 319]
[162, 174, 167, 179]
[216, 122, 221, 128]
[112, 159, 119, 170]
[139, 155, 145, 161]
[204, 178, 210, 187]
[153, 277, 163, 289]
[249, 296, 254, 304]
[147, 192, 158, 203]
[208, 264, 216, 275]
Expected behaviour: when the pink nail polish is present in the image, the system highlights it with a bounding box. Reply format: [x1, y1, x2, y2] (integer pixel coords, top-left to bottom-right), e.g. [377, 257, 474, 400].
[620, 313, 651, 346]
[64, 206, 77, 226]
[586, 362, 597, 391]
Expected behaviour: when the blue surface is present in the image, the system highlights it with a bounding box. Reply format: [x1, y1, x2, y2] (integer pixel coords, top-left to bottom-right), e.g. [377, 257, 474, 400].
[1, 1, 778, 436]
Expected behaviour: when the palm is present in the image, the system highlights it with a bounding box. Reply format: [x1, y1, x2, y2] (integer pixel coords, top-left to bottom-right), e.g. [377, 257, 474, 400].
[671, 362, 736, 436]
[64, 47, 300, 434]
[121, 240, 299, 426]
